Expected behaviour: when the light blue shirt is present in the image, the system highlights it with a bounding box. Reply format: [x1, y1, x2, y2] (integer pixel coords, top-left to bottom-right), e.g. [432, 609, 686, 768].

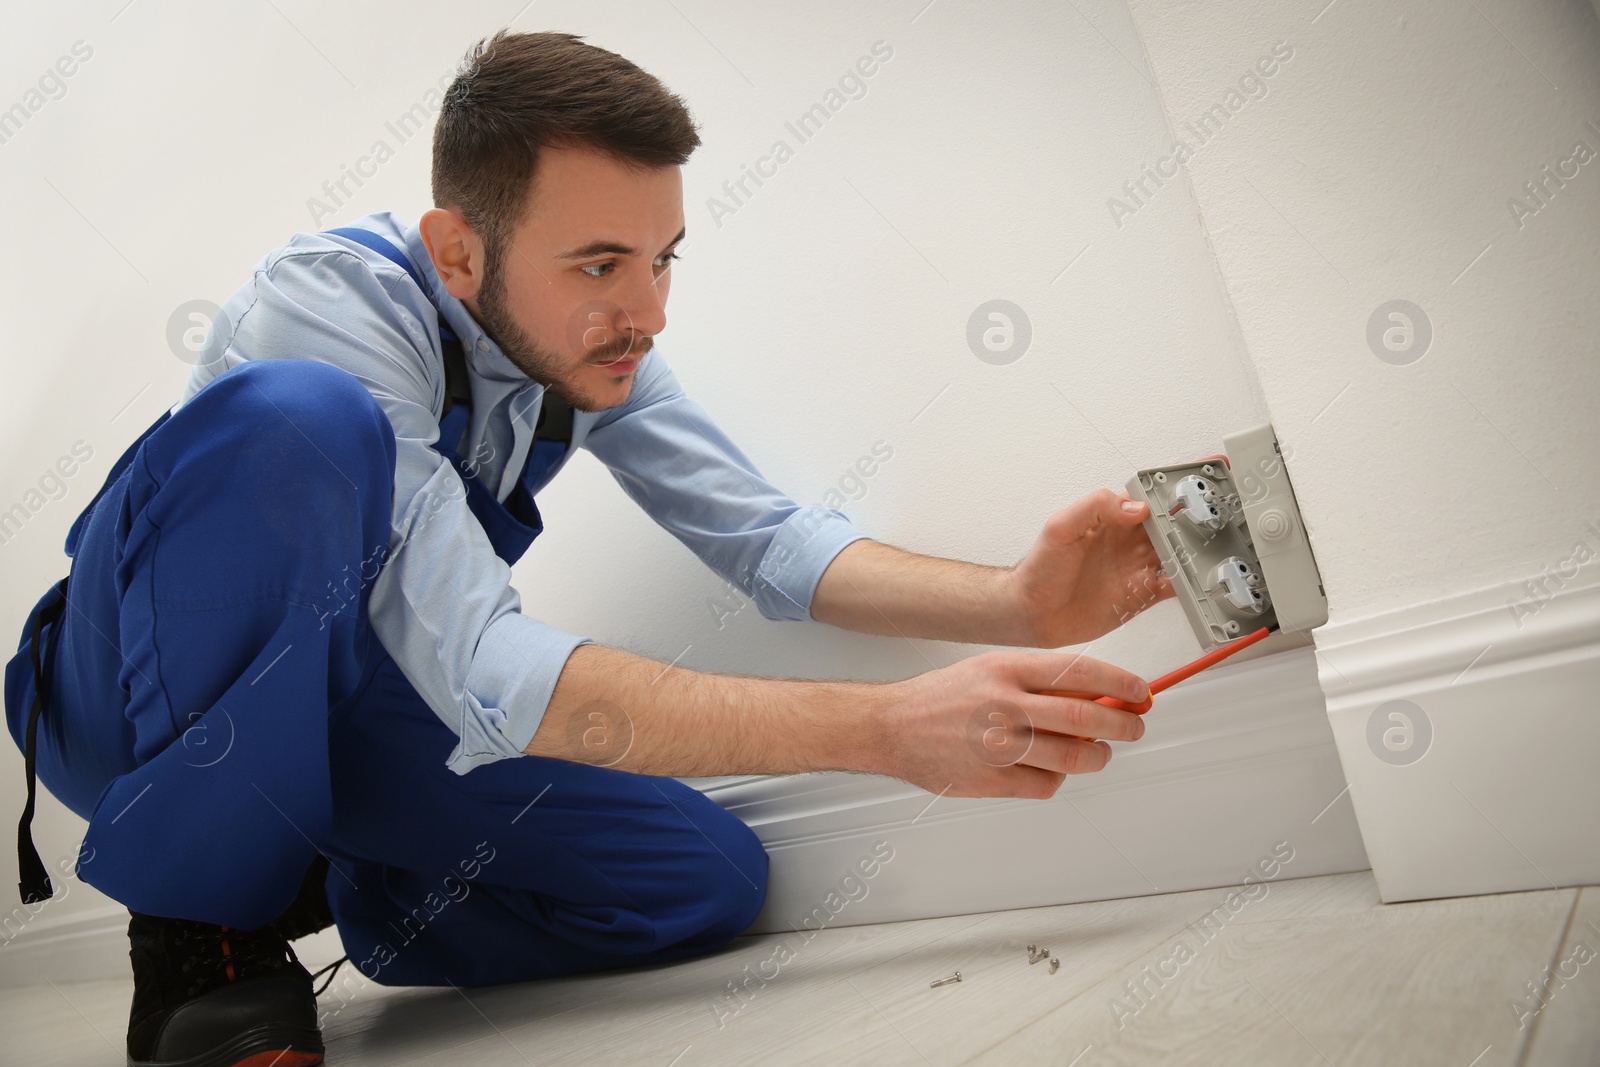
[178, 211, 870, 774]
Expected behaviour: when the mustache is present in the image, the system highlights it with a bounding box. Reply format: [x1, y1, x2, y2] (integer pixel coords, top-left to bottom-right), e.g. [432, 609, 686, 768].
[588, 334, 652, 362]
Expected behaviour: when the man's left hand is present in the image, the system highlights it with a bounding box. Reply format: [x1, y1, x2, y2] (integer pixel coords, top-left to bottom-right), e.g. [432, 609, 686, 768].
[1007, 488, 1175, 648]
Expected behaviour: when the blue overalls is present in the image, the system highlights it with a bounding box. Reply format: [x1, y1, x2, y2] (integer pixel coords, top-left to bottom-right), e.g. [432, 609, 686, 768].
[4, 229, 768, 987]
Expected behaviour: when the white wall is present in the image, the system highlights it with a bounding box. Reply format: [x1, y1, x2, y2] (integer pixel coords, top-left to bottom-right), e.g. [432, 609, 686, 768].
[1, 0, 1330, 962]
[1128, 0, 1600, 617]
[1126, 0, 1600, 898]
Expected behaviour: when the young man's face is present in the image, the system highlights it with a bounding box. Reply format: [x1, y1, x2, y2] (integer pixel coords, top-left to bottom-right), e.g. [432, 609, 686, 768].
[423, 143, 685, 412]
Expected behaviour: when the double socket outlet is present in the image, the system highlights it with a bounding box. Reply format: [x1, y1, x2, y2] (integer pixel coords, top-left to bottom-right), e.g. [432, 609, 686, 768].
[1125, 424, 1327, 651]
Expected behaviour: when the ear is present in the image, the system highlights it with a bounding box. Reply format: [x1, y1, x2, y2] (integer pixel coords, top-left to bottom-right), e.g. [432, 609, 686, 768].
[418, 207, 484, 302]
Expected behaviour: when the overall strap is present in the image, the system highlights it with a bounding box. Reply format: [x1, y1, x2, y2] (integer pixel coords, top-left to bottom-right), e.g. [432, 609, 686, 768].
[17, 577, 70, 903]
[324, 227, 471, 417]
[324, 228, 457, 345]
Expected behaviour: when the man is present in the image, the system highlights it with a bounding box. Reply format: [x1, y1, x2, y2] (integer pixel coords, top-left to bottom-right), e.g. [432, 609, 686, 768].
[5, 28, 1170, 1067]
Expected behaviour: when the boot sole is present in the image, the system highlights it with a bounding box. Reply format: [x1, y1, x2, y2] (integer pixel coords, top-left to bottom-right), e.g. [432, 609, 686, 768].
[128, 1023, 325, 1067]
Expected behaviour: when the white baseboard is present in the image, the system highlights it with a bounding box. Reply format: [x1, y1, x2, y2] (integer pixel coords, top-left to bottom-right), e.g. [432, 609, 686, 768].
[697, 643, 1371, 934]
[1315, 576, 1600, 902]
[0, 904, 129, 988]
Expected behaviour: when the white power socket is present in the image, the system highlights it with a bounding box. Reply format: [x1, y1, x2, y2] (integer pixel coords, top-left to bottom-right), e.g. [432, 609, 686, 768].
[1126, 424, 1326, 650]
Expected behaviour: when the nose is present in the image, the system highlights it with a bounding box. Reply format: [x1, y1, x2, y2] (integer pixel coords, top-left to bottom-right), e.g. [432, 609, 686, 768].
[615, 268, 668, 342]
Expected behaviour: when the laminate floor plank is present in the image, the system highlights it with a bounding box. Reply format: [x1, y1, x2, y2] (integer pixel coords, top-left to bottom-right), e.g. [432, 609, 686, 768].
[1522, 886, 1600, 1067]
[4, 873, 1590, 1067]
[969, 886, 1578, 1067]
[2, 977, 128, 1067]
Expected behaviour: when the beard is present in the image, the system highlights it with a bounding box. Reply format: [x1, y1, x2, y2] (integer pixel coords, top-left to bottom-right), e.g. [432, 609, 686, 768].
[474, 243, 650, 414]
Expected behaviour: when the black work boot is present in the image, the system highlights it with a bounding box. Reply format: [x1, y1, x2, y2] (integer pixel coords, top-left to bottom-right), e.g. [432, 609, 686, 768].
[125, 910, 326, 1067]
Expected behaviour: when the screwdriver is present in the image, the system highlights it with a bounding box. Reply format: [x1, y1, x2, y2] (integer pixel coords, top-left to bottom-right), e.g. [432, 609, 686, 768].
[1041, 625, 1273, 725]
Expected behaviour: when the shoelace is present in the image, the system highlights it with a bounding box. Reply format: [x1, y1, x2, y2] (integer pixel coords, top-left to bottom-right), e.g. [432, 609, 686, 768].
[171, 922, 300, 998]
[311, 956, 349, 997]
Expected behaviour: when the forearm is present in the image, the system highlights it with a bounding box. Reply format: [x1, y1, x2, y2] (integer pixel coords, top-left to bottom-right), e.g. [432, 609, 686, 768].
[524, 642, 892, 776]
[809, 539, 1036, 647]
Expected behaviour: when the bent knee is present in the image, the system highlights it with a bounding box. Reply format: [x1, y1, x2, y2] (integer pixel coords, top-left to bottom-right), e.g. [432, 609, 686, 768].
[175, 360, 395, 472]
[134, 360, 398, 553]
[690, 807, 770, 937]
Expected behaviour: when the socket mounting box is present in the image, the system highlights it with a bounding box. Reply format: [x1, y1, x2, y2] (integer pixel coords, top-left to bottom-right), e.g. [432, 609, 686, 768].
[1126, 424, 1327, 651]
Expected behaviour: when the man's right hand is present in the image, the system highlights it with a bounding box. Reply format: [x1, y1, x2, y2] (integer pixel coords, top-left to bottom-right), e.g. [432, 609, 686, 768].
[533, 643, 1148, 800]
[872, 650, 1150, 800]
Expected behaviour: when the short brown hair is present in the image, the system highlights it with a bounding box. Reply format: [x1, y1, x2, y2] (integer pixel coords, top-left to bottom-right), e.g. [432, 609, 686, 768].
[432, 30, 700, 264]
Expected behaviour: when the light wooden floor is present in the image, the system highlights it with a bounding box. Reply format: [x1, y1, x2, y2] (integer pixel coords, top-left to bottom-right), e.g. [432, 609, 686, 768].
[5, 872, 1597, 1066]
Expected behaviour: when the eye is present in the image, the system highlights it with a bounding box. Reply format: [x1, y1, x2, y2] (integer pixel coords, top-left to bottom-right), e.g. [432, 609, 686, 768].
[654, 250, 682, 270]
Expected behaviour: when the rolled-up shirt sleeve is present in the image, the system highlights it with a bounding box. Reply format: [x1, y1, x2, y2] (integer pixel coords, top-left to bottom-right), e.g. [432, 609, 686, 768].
[189, 249, 592, 775]
[583, 349, 872, 622]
